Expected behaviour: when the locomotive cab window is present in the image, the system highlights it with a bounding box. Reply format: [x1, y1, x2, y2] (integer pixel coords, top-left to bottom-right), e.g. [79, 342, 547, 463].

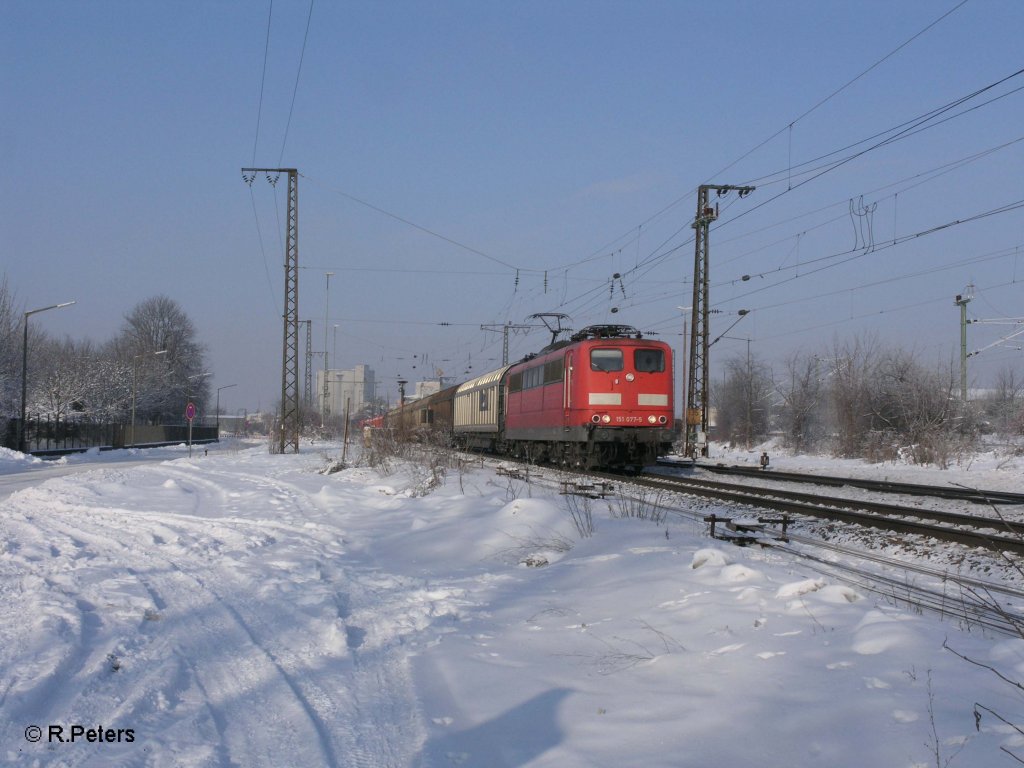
[634, 349, 665, 373]
[590, 348, 623, 372]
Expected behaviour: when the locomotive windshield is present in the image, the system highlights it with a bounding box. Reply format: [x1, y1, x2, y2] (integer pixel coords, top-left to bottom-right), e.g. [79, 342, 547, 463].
[634, 348, 665, 373]
[590, 348, 623, 372]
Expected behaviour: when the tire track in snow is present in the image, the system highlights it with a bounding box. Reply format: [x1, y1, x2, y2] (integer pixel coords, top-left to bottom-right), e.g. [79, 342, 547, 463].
[1, 458, 429, 766]
[8, 497, 344, 766]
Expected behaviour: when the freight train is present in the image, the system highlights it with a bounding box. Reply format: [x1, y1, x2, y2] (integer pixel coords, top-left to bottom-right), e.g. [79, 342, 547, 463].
[379, 324, 675, 471]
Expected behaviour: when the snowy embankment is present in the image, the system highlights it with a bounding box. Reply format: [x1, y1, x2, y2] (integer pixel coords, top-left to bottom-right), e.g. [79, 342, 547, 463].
[707, 437, 1024, 492]
[1, 442, 1021, 767]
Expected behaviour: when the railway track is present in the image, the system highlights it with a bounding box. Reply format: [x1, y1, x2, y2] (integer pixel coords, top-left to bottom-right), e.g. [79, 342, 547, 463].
[659, 459, 1024, 506]
[771, 534, 1024, 637]
[488, 455, 1024, 633]
[571, 466, 1024, 636]
[621, 469, 1024, 556]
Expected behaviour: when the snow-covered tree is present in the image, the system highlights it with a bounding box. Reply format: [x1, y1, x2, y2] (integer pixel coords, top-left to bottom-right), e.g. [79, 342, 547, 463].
[118, 296, 209, 423]
[0, 276, 19, 417]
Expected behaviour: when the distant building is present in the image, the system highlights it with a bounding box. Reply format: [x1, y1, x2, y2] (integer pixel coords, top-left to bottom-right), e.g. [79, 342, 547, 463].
[317, 364, 375, 420]
[412, 380, 442, 401]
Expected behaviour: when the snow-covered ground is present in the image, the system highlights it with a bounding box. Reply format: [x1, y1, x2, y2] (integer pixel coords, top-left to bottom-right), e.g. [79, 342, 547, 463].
[1, 440, 1022, 767]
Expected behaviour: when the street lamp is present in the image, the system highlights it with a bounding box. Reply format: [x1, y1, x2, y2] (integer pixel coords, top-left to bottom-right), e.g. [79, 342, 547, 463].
[131, 349, 168, 447]
[677, 306, 691, 440]
[322, 271, 334, 427]
[215, 384, 237, 434]
[20, 300, 75, 453]
[186, 372, 213, 409]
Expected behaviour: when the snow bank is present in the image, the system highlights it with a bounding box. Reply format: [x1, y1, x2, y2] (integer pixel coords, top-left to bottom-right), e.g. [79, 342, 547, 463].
[0, 442, 1020, 766]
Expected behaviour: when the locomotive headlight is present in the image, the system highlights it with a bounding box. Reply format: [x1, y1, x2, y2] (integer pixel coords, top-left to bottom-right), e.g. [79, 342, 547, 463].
[659, 416, 668, 424]
[602, 415, 611, 424]
[648, 415, 657, 424]
[625, 373, 635, 382]
[591, 414, 601, 424]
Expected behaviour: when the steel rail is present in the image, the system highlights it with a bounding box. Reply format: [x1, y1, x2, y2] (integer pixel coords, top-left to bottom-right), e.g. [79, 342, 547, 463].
[773, 538, 1024, 637]
[610, 472, 1024, 556]
[490, 457, 1024, 635]
[652, 471, 1024, 536]
[679, 461, 1024, 506]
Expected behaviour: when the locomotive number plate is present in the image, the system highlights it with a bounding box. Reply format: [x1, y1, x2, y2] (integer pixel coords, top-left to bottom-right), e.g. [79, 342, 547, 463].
[614, 416, 644, 424]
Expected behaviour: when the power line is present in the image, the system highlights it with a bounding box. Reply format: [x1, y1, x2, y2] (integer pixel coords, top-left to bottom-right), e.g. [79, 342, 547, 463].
[248, 187, 279, 314]
[754, 277, 1023, 346]
[707, 0, 972, 182]
[596, 67, 1024, 305]
[278, 0, 315, 166]
[569, 1, 972, 280]
[735, 240, 1024, 317]
[299, 264, 508, 277]
[739, 74, 1024, 195]
[334, 317, 480, 328]
[299, 172, 525, 271]
[715, 134, 1024, 258]
[718, 199, 1024, 305]
[251, 0, 273, 165]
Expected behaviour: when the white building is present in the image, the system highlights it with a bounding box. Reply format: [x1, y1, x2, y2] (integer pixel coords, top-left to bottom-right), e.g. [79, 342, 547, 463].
[412, 380, 442, 401]
[317, 364, 375, 420]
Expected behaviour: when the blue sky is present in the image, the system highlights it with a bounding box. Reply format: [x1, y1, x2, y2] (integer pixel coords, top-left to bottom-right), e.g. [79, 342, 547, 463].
[3, 1, 1022, 413]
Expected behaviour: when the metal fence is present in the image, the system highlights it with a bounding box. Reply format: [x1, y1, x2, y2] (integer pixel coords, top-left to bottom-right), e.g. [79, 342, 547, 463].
[2, 416, 218, 455]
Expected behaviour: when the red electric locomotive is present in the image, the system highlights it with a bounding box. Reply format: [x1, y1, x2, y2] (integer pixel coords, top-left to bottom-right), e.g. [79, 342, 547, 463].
[502, 325, 674, 470]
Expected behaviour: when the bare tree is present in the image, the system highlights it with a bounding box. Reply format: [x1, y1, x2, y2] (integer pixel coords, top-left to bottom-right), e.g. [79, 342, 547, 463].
[777, 352, 826, 453]
[0, 276, 19, 417]
[118, 296, 208, 423]
[826, 334, 882, 458]
[864, 350, 960, 466]
[714, 351, 773, 448]
[983, 365, 1024, 438]
[824, 336, 967, 465]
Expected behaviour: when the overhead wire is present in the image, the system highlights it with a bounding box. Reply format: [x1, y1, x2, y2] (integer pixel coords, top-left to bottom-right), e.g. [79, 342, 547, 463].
[721, 69, 1024, 232]
[251, 0, 273, 165]
[705, 0, 972, 182]
[543, 68, 1024, 321]
[715, 199, 1024, 306]
[756, 276, 1023, 346]
[278, 0, 315, 166]
[252, 2, 1011, 383]
[559, 0, 973, 284]
[246, 1, 279, 315]
[736, 240, 1024, 317]
[541, 3, 975, 281]
[248, 188, 279, 314]
[738, 75, 1024, 194]
[299, 172, 525, 271]
[714, 134, 1024, 258]
[287, 19, 1016, 359]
